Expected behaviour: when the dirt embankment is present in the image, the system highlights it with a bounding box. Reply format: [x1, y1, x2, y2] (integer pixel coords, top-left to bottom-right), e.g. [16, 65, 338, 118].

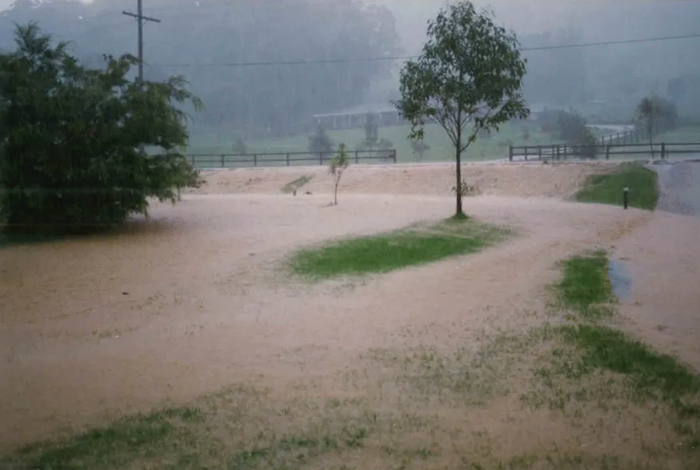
[191, 162, 615, 199]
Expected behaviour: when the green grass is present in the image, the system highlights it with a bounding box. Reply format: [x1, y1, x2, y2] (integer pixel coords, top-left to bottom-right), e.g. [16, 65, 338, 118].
[6, 394, 374, 470]
[554, 250, 613, 321]
[12, 406, 204, 470]
[188, 121, 558, 163]
[559, 325, 700, 402]
[549, 251, 700, 415]
[575, 162, 659, 210]
[289, 218, 510, 279]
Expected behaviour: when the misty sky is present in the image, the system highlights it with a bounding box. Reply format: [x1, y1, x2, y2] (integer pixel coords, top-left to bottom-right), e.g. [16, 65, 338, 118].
[2, 0, 699, 134]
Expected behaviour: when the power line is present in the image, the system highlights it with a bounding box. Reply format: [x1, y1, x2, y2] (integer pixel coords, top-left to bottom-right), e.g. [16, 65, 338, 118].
[152, 32, 700, 68]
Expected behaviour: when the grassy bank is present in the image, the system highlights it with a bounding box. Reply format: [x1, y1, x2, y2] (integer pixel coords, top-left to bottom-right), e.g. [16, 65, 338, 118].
[575, 162, 659, 210]
[289, 217, 511, 280]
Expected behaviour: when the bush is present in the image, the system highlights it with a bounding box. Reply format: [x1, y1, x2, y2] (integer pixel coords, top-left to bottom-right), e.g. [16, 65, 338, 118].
[0, 23, 204, 234]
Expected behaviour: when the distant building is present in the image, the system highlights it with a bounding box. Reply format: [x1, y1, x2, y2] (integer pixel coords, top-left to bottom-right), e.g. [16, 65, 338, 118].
[312, 102, 557, 130]
[312, 103, 408, 130]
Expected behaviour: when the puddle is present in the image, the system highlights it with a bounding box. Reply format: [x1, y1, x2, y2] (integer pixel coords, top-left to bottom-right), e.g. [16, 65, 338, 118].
[609, 258, 632, 302]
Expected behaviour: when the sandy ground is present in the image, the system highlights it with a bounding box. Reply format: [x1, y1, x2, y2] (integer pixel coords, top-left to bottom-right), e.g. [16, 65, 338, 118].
[1, 162, 699, 459]
[193, 161, 614, 199]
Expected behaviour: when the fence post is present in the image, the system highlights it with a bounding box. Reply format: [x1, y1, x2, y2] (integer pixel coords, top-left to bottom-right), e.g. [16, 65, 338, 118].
[556, 145, 560, 161]
[355, 150, 359, 164]
[320, 152, 323, 165]
[392, 149, 397, 163]
[254, 154, 258, 167]
[508, 145, 513, 162]
[221, 154, 225, 167]
[661, 143, 666, 160]
[538, 145, 542, 160]
[524, 147, 528, 161]
[563, 145, 568, 160]
[191, 155, 196, 167]
[286, 152, 290, 166]
[606, 144, 611, 160]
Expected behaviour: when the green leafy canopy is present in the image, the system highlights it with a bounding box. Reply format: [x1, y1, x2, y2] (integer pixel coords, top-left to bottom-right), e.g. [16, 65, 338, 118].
[393, 1, 529, 151]
[0, 23, 204, 234]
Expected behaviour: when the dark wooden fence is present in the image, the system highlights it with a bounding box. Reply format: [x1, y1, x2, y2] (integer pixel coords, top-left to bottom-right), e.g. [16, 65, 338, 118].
[187, 149, 397, 169]
[509, 142, 700, 162]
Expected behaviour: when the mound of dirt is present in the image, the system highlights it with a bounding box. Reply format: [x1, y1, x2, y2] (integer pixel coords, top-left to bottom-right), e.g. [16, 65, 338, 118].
[191, 162, 615, 200]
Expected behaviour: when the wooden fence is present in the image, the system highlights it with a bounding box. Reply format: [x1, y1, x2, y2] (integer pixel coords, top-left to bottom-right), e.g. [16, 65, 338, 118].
[187, 149, 397, 169]
[509, 142, 700, 162]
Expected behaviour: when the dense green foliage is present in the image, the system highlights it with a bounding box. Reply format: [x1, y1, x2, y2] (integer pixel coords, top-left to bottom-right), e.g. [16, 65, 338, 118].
[0, 24, 203, 234]
[394, 1, 529, 215]
[575, 163, 659, 210]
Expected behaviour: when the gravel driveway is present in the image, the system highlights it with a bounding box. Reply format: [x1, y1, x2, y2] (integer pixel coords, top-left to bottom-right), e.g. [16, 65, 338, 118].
[651, 159, 700, 218]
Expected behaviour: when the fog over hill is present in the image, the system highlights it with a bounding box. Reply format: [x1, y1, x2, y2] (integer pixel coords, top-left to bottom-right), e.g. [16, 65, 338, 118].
[1, 0, 699, 137]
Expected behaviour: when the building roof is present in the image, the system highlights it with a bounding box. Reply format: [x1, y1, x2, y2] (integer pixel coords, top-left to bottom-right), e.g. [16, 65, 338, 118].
[312, 103, 398, 119]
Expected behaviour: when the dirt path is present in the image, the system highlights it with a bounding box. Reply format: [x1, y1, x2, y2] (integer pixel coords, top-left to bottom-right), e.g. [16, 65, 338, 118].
[612, 161, 700, 370]
[0, 193, 649, 452]
[653, 161, 700, 218]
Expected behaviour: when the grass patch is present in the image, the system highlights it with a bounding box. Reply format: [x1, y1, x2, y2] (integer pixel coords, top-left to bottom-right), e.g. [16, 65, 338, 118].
[554, 250, 613, 321]
[559, 325, 700, 402]
[281, 174, 313, 194]
[290, 218, 511, 279]
[575, 162, 659, 210]
[12, 406, 204, 470]
[6, 389, 375, 470]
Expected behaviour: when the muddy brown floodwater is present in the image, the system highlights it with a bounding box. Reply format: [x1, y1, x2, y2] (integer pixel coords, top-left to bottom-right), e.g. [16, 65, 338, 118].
[1, 163, 699, 458]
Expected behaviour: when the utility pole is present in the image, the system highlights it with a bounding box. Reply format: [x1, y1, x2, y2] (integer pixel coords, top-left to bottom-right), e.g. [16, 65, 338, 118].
[123, 0, 160, 154]
[122, 0, 161, 85]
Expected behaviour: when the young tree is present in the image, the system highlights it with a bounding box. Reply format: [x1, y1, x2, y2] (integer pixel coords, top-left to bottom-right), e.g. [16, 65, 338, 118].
[555, 110, 598, 159]
[362, 113, 379, 155]
[329, 143, 350, 205]
[635, 95, 678, 159]
[232, 137, 247, 155]
[394, 1, 528, 216]
[411, 140, 431, 161]
[0, 23, 203, 235]
[308, 124, 334, 158]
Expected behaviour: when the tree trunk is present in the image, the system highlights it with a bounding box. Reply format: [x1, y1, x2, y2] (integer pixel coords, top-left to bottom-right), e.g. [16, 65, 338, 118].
[334, 181, 338, 205]
[455, 131, 463, 216]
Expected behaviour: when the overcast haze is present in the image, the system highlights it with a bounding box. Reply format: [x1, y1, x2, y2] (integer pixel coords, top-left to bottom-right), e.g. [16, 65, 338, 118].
[1, 0, 699, 139]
